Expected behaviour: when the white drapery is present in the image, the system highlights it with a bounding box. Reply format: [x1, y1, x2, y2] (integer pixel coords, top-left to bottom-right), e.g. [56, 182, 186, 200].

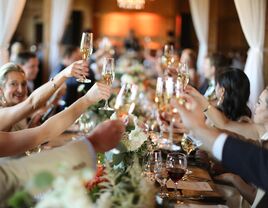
[234, 0, 266, 110]
[0, 0, 26, 66]
[189, 0, 209, 75]
[49, 0, 72, 71]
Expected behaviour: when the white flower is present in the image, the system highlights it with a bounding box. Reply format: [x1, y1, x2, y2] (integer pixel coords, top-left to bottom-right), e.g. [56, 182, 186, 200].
[121, 74, 135, 84]
[36, 176, 94, 208]
[123, 127, 148, 152]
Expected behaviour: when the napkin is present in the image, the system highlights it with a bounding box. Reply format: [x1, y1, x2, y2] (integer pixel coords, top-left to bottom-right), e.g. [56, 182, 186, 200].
[166, 179, 213, 191]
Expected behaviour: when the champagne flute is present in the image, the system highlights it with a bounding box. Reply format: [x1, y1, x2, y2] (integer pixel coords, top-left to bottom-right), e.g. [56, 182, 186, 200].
[114, 83, 138, 121]
[77, 32, 93, 83]
[98, 57, 115, 111]
[161, 44, 175, 75]
[166, 153, 187, 200]
[177, 62, 190, 92]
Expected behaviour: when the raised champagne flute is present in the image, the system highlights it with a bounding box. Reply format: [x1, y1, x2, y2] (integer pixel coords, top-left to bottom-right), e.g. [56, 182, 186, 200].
[98, 57, 115, 111]
[177, 62, 190, 92]
[77, 32, 93, 83]
[166, 152, 187, 201]
[114, 83, 138, 122]
[161, 44, 175, 75]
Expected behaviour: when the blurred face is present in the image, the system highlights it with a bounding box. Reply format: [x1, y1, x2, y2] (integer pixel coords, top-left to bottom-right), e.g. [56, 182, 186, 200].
[1, 71, 28, 106]
[21, 57, 39, 81]
[203, 58, 214, 80]
[253, 89, 268, 124]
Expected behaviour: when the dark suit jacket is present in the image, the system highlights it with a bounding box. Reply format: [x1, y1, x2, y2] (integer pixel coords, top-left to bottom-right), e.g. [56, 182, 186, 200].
[222, 136, 268, 192]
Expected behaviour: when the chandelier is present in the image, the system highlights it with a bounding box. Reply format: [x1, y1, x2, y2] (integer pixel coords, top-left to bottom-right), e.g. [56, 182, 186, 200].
[117, 0, 146, 10]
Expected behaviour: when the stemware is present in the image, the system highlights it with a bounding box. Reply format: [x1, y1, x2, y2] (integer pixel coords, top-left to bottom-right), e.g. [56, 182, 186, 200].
[153, 151, 168, 198]
[77, 32, 93, 83]
[114, 83, 138, 121]
[99, 57, 115, 111]
[177, 62, 190, 92]
[166, 153, 187, 200]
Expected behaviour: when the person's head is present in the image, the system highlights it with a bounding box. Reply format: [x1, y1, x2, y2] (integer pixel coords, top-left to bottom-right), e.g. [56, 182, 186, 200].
[62, 45, 81, 66]
[254, 87, 268, 124]
[180, 48, 197, 70]
[0, 63, 27, 106]
[14, 52, 39, 81]
[203, 53, 229, 80]
[215, 68, 251, 121]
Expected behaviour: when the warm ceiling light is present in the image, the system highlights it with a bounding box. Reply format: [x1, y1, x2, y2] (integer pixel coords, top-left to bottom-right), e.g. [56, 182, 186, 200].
[117, 0, 146, 10]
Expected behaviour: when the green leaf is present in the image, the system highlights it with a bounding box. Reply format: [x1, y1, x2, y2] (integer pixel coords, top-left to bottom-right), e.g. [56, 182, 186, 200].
[34, 171, 54, 189]
[8, 190, 34, 208]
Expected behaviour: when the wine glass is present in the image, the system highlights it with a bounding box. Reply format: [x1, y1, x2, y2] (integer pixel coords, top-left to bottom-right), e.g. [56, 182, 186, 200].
[99, 57, 115, 111]
[166, 153, 187, 200]
[114, 83, 138, 122]
[181, 134, 202, 176]
[161, 44, 175, 75]
[177, 62, 190, 92]
[153, 151, 168, 198]
[77, 32, 93, 83]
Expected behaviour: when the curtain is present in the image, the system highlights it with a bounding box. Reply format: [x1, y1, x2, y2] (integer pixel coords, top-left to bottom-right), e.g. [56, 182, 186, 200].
[234, 0, 266, 110]
[0, 0, 26, 66]
[189, 0, 209, 74]
[49, 0, 72, 71]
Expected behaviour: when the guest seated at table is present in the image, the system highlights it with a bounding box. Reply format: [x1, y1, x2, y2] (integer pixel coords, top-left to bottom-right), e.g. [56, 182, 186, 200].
[0, 81, 111, 157]
[173, 94, 268, 207]
[186, 84, 268, 141]
[161, 68, 251, 135]
[199, 53, 229, 102]
[14, 51, 40, 93]
[0, 119, 125, 202]
[0, 60, 88, 131]
[180, 48, 198, 88]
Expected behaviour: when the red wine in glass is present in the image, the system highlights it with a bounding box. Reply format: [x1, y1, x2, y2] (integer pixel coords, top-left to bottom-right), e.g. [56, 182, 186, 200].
[167, 167, 186, 182]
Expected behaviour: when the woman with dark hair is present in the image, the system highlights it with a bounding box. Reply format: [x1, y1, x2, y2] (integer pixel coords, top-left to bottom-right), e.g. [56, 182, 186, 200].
[215, 68, 251, 121]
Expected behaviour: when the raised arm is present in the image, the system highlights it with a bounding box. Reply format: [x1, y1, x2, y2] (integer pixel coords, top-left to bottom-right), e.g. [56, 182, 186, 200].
[0, 60, 88, 131]
[0, 82, 111, 157]
[185, 85, 260, 140]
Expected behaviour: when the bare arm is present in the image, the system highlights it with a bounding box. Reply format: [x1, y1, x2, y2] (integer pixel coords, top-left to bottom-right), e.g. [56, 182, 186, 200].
[0, 60, 88, 131]
[0, 83, 111, 157]
[185, 85, 260, 140]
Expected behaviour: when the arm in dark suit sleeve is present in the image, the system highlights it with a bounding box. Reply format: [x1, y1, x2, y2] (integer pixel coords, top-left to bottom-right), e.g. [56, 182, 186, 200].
[222, 136, 268, 191]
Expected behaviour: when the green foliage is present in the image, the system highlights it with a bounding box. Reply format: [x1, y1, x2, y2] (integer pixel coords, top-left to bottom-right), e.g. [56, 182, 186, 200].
[7, 190, 34, 208]
[34, 171, 54, 189]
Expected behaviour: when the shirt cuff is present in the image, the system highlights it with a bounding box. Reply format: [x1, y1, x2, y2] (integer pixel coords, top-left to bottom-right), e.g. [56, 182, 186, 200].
[212, 133, 228, 161]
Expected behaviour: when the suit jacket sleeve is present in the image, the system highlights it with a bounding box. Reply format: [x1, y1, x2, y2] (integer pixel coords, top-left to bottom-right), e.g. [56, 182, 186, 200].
[0, 138, 96, 202]
[222, 136, 268, 192]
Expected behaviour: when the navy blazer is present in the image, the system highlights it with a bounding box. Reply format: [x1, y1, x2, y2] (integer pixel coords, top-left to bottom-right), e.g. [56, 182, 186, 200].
[222, 136, 268, 192]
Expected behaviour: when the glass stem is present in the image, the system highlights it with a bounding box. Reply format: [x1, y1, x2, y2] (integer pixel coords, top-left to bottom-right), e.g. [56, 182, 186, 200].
[168, 118, 174, 144]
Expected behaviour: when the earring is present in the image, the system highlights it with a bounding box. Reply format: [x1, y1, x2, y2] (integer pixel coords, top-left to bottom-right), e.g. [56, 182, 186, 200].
[217, 95, 223, 106]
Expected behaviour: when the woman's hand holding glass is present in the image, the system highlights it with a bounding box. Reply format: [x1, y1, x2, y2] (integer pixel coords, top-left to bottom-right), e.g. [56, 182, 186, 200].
[62, 60, 89, 80]
[85, 82, 111, 104]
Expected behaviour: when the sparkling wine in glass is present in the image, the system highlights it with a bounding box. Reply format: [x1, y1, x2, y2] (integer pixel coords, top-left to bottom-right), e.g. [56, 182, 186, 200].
[166, 153, 187, 200]
[114, 83, 138, 121]
[99, 57, 115, 111]
[161, 44, 175, 69]
[77, 32, 93, 83]
[177, 63, 190, 92]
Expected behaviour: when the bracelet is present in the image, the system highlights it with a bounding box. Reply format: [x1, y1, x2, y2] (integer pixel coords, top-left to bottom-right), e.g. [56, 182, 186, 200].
[50, 77, 57, 89]
[203, 104, 211, 113]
